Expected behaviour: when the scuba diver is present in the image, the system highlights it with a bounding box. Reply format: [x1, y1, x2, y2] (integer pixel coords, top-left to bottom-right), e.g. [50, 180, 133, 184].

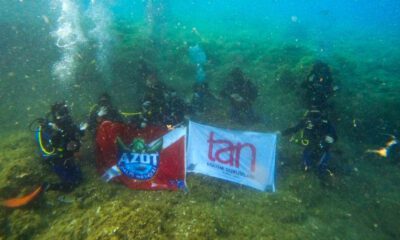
[190, 81, 210, 115]
[139, 73, 169, 127]
[302, 61, 336, 109]
[188, 44, 209, 116]
[87, 92, 124, 134]
[163, 90, 186, 126]
[282, 106, 338, 177]
[139, 73, 186, 128]
[220, 67, 258, 124]
[35, 101, 86, 192]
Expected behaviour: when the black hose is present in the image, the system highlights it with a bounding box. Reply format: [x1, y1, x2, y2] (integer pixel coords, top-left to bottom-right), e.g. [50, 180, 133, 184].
[28, 118, 46, 132]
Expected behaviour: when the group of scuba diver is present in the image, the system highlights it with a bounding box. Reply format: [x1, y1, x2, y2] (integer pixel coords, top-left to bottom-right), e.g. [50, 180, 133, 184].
[43, 61, 338, 192]
[2, 60, 344, 207]
[220, 61, 339, 179]
[32, 69, 201, 195]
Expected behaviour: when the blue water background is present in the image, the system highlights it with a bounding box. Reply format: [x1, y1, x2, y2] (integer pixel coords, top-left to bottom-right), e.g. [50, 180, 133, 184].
[0, 0, 399, 132]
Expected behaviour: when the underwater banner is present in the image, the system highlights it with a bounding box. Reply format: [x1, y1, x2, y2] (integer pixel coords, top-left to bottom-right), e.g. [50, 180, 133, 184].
[96, 121, 186, 190]
[187, 121, 277, 191]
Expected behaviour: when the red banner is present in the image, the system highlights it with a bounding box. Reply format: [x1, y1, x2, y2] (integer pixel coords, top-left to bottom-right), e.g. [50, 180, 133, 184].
[96, 121, 186, 190]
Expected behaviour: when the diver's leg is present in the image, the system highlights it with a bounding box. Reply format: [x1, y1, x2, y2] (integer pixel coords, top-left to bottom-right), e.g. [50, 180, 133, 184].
[317, 151, 331, 176]
[241, 105, 254, 124]
[302, 148, 312, 171]
[229, 105, 240, 122]
[51, 157, 82, 192]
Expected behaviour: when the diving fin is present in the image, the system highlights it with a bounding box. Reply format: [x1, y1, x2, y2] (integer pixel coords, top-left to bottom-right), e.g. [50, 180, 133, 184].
[2, 186, 43, 208]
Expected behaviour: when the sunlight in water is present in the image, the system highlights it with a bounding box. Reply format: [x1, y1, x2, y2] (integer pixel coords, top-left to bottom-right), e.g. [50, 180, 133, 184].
[51, 0, 86, 84]
[87, 0, 114, 84]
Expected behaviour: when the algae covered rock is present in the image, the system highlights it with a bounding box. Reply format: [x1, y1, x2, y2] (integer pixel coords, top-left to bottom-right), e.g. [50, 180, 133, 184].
[169, 202, 219, 239]
[7, 209, 44, 240]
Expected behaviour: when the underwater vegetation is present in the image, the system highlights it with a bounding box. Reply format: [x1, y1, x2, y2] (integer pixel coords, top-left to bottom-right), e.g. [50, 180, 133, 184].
[1, 129, 399, 239]
[1, 0, 400, 239]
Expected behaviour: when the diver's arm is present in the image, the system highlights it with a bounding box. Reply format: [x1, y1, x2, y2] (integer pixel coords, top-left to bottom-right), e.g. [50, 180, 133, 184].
[220, 80, 234, 98]
[327, 122, 338, 142]
[319, 122, 337, 150]
[49, 126, 62, 148]
[282, 121, 305, 136]
[87, 105, 100, 131]
[245, 80, 258, 103]
[66, 125, 84, 152]
[111, 107, 125, 122]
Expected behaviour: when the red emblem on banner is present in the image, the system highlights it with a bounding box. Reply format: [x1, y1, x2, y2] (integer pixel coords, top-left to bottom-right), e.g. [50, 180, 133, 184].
[96, 121, 186, 190]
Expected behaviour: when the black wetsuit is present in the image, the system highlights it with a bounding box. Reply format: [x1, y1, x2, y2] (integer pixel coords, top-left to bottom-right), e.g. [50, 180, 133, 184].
[190, 82, 209, 115]
[141, 82, 186, 126]
[221, 76, 258, 124]
[163, 92, 186, 125]
[302, 63, 334, 109]
[88, 103, 124, 133]
[141, 81, 169, 126]
[42, 117, 84, 192]
[283, 115, 337, 176]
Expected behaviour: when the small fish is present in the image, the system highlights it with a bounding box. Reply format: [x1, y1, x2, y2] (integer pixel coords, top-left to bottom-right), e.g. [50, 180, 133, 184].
[367, 147, 388, 157]
[366, 136, 398, 158]
[2, 186, 43, 208]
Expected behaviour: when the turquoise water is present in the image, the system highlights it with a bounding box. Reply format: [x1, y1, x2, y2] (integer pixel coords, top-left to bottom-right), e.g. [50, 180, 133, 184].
[1, 0, 400, 239]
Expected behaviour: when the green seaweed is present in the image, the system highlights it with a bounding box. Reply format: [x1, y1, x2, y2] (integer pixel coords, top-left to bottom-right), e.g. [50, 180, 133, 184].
[0, 11, 400, 240]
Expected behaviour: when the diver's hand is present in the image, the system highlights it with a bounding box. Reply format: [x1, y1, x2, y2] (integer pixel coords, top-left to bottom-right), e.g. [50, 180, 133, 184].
[333, 85, 339, 91]
[319, 136, 334, 149]
[48, 122, 58, 130]
[140, 118, 148, 128]
[142, 101, 151, 109]
[98, 106, 108, 117]
[230, 93, 244, 102]
[79, 122, 88, 131]
[325, 135, 334, 144]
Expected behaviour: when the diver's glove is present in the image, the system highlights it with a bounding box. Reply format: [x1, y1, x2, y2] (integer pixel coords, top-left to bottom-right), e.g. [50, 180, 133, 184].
[319, 135, 335, 149]
[324, 135, 335, 144]
[230, 93, 244, 102]
[97, 106, 108, 117]
[140, 118, 148, 129]
[79, 122, 88, 131]
[48, 122, 58, 130]
[142, 101, 151, 110]
[333, 85, 339, 92]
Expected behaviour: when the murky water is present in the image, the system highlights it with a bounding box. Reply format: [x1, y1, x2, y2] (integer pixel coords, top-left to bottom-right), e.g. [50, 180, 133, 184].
[0, 1, 399, 239]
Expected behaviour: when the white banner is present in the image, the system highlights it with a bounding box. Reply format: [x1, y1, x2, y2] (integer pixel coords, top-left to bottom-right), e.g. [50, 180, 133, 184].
[187, 121, 277, 191]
